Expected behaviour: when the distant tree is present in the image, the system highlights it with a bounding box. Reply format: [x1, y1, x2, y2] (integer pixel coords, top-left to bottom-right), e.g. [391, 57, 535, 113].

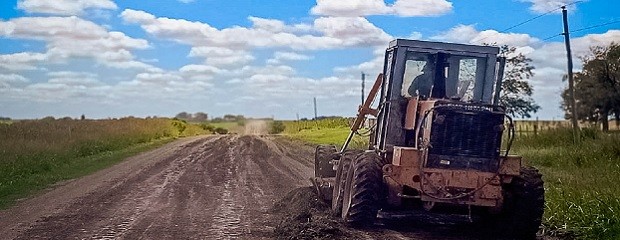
[193, 112, 208, 122]
[175, 112, 191, 120]
[80, 114, 86, 120]
[498, 45, 540, 118]
[562, 42, 620, 131]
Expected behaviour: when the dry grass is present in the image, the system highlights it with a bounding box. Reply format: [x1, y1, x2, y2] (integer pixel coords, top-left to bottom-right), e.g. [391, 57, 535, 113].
[0, 117, 209, 208]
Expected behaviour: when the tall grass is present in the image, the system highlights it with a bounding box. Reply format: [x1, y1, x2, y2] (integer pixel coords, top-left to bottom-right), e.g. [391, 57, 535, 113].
[282, 118, 368, 149]
[0, 117, 208, 208]
[512, 128, 620, 239]
[282, 118, 351, 134]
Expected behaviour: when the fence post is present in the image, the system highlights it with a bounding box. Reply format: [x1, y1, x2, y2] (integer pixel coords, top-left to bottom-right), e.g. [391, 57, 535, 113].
[534, 117, 538, 136]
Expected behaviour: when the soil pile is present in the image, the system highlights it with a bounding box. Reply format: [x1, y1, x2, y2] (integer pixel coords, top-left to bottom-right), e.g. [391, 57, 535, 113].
[272, 187, 354, 240]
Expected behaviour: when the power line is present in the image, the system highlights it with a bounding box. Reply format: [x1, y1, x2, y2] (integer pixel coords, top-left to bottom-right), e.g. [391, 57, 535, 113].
[541, 33, 563, 42]
[473, 1, 582, 44]
[541, 19, 620, 42]
[570, 19, 620, 33]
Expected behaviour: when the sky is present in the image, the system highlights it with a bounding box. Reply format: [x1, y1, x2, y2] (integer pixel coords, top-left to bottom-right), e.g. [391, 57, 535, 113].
[0, 0, 619, 120]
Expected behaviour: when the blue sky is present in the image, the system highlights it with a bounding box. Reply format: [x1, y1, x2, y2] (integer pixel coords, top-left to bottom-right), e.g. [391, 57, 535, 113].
[0, 0, 619, 120]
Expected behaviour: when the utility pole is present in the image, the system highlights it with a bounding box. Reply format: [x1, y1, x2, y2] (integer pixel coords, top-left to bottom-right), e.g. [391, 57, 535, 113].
[562, 6, 580, 141]
[313, 97, 317, 120]
[361, 72, 366, 105]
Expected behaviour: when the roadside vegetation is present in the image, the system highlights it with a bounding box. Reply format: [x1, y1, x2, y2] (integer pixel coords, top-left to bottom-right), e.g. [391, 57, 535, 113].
[0, 117, 209, 209]
[282, 118, 368, 149]
[515, 128, 620, 239]
[283, 119, 620, 239]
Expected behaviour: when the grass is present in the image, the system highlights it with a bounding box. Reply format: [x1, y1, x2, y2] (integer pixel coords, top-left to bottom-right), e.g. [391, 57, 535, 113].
[0, 117, 209, 209]
[512, 128, 620, 239]
[285, 126, 368, 150]
[283, 119, 620, 239]
[282, 118, 368, 149]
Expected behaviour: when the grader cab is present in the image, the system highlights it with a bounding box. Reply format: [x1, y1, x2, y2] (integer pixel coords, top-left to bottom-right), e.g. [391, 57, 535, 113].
[312, 39, 544, 238]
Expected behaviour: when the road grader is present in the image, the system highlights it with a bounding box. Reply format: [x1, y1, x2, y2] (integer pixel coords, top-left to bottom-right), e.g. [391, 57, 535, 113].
[312, 39, 544, 239]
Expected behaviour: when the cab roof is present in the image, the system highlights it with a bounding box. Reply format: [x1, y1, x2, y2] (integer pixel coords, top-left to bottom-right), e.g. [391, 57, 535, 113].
[388, 39, 499, 55]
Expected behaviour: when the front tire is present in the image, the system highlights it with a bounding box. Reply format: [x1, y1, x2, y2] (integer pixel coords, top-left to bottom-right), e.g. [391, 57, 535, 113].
[482, 166, 545, 239]
[331, 150, 362, 216]
[341, 151, 385, 226]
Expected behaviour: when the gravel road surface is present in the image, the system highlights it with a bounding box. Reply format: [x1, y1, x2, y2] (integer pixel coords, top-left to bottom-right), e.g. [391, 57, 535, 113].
[0, 132, 519, 239]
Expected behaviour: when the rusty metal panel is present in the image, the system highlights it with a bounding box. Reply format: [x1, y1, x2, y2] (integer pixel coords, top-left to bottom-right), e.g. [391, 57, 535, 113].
[404, 98, 418, 130]
[499, 155, 522, 176]
[392, 147, 419, 167]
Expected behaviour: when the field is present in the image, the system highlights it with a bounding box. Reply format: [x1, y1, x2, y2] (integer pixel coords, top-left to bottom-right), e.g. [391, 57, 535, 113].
[0, 117, 209, 209]
[514, 129, 620, 239]
[282, 118, 620, 239]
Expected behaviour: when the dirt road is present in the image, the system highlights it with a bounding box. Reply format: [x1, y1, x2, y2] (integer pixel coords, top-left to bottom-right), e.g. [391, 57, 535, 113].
[0, 133, 500, 239]
[0, 135, 314, 239]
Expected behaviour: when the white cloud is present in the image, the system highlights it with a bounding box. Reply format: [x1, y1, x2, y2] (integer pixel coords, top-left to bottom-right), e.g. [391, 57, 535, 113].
[311, 0, 452, 17]
[313, 17, 391, 47]
[188, 46, 255, 66]
[17, 0, 117, 16]
[311, 0, 391, 17]
[392, 0, 454, 17]
[0, 16, 155, 71]
[267, 51, 313, 65]
[0, 52, 47, 71]
[120, 9, 391, 51]
[248, 16, 286, 33]
[0, 74, 29, 88]
[521, 0, 577, 14]
[432, 24, 539, 48]
[178, 0, 195, 3]
[47, 71, 102, 88]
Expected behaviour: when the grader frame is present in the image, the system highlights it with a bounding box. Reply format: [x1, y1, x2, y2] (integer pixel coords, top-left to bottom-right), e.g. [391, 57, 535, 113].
[312, 39, 544, 239]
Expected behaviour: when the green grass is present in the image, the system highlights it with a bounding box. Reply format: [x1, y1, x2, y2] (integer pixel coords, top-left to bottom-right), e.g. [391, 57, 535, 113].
[0, 117, 209, 209]
[512, 129, 620, 239]
[285, 126, 368, 150]
[0, 138, 172, 209]
[282, 118, 368, 149]
[284, 120, 620, 239]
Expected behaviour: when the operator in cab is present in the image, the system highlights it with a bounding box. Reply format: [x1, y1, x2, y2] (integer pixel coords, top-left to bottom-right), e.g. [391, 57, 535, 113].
[407, 61, 433, 98]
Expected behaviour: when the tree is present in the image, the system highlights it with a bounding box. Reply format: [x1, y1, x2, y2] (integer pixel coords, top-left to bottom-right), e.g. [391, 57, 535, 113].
[562, 42, 620, 131]
[175, 112, 190, 120]
[193, 112, 208, 122]
[498, 45, 540, 118]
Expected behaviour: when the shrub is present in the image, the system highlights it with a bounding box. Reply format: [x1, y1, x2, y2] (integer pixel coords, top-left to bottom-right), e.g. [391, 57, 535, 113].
[214, 127, 228, 134]
[270, 121, 286, 134]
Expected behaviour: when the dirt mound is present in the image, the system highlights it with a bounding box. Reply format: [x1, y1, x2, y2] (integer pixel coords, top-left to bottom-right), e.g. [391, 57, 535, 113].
[271, 187, 354, 240]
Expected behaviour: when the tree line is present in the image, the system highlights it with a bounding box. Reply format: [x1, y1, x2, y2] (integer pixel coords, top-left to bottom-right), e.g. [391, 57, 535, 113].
[562, 42, 619, 131]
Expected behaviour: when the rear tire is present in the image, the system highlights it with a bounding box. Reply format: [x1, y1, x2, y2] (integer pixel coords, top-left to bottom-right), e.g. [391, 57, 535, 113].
[331, 150, 362, 216]
[481, 166, 545, 239]
[341, 151, 385, 226]
[314, 145, 337, 178]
